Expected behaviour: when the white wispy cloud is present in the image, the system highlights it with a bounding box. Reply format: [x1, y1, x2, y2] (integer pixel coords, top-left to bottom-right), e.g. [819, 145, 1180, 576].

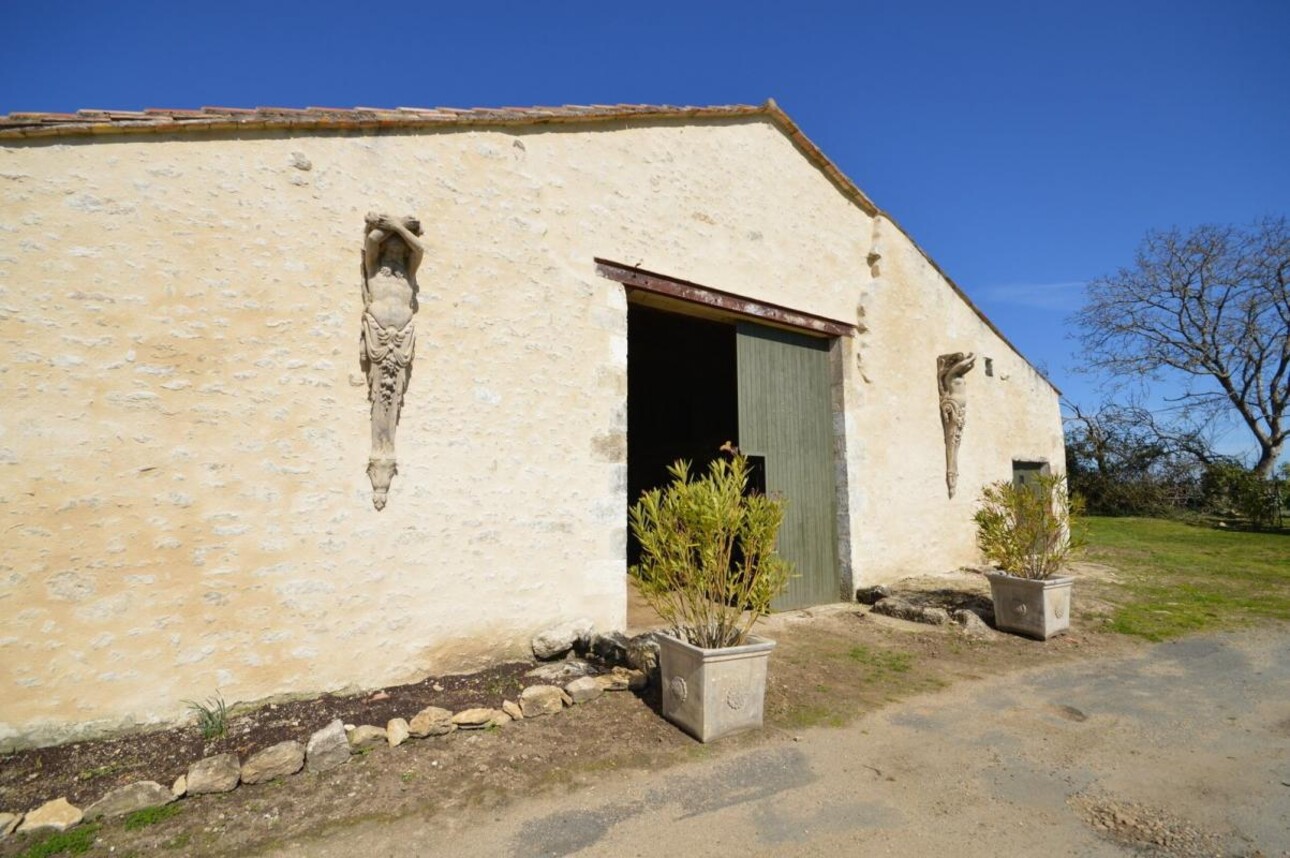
[977, 281, 1086, 311]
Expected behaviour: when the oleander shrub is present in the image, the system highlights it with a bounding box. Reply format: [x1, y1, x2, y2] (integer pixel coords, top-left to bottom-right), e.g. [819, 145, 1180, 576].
[629, 445, 792, 649]
[974, 473, 1085, 580]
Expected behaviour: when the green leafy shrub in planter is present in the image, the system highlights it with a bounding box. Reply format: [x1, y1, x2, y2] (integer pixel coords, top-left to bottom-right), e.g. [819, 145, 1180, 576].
[974, 473, 1085, 579]
[629, 445, 792, 649]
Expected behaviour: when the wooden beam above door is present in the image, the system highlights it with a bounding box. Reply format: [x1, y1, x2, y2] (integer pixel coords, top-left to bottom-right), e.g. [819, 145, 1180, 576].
[595, 259, 857, 338]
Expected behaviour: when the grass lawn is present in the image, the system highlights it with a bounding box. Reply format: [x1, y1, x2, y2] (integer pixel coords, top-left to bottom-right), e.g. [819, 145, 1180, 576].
[1086, 516, 1290, 641]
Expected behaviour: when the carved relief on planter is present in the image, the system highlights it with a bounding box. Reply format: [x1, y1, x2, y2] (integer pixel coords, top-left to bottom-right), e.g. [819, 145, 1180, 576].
[359, 213, 424, 510]
[937, 352, 976, 498]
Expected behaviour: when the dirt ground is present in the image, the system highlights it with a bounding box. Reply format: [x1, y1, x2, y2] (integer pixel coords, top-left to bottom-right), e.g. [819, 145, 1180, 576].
[305, 625, 1287, 858]
[0, 566, 1141, 857]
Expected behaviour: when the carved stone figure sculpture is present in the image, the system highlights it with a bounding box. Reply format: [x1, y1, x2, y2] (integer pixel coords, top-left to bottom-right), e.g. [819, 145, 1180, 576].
[360, 212, 424, 510]
[937, 352, 976, 498]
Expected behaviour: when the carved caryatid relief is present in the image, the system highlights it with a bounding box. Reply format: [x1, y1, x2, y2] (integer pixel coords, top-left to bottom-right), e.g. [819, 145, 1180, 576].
[937, 352, 976, 498]
[360, 213, 424, 510]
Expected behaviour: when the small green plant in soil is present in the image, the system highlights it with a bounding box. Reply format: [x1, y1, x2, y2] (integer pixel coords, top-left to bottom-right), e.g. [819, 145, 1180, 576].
[16, 823, 99, 858]
[76, 761, 129, 782]
[1087, 516, 1290, 640]
[485, 676, 521, 698]
[847, 645, 913, 675]
[184, 692, 228, 740]
[163, 832, 191, 851]
[123, 803, 182, 831]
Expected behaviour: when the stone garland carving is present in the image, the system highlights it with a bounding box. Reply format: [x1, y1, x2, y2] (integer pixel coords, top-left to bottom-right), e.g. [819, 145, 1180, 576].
[360, 213, 425, 510]
[937, 352, 976, 499]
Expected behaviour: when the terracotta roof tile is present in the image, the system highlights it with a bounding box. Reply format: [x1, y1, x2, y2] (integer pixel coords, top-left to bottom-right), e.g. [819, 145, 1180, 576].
[7, 102, 771, 134]
[0, 102, 775, 151]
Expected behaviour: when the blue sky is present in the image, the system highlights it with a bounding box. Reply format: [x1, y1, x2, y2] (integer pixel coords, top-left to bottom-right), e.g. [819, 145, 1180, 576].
[3, 0, 1288, 459]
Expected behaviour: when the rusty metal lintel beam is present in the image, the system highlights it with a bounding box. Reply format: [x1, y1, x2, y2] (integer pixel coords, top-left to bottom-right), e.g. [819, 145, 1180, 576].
[594, 259, 854, 338]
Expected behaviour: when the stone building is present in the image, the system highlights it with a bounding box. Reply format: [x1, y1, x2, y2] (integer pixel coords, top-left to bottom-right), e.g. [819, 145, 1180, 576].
[0, 101, 1062, 749]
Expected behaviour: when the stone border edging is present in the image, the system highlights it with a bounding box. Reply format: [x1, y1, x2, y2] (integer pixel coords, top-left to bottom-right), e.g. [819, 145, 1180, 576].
[0, 627, 655, 842]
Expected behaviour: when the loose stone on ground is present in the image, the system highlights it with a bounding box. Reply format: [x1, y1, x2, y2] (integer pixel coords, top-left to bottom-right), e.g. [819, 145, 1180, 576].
[347, 725, 387, 751]
[1070, 794, 1225, 857]
[596, 666, 648, 692]
[408, 706, 455, 738]
[855, 585, 893, 605]
[16, 797, 82, 833]
[83, 781, 174, 820]
[306, 719, 351, 773]
[872, 596, 952, 626]
[581, 631, 630, 665]
[625, 633, 662, 675]
[518, 685, 565, 718]
[387, 718, 410, 747]
[921, 607, 952, 625]
[241, 740, 306, 784]
[452, 708, 500, 729]
[0, 812, 23, 838]
[186, 753, 240, 795]
[952, 609, 995, 636]
[531, 618, 594, 660]
[564, 676, 603, 704]
[526, 659, 599, 683]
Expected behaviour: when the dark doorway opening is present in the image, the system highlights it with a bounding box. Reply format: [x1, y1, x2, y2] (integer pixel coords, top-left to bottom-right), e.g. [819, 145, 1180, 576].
[626, 305, 738, 564]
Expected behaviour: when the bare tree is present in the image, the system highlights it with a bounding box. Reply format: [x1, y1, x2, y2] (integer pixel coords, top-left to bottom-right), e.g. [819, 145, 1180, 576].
[1065, 400, 1203, 475]
[1075, 217, 1290, 476]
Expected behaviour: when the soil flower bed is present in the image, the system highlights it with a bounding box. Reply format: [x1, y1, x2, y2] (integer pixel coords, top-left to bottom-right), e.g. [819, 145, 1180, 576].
[1, 659, 540, 812]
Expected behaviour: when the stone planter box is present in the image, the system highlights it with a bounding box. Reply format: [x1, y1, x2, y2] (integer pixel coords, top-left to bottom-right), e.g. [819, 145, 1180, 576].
[986, 573, 1073, 640]
[658, 633, 775, 743]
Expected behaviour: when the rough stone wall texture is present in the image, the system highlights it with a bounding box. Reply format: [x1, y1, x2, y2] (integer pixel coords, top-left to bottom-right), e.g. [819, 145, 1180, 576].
[0, 117, 1059, 747]
[848, 216, 1065, 583]
[0, 118, 867, 748]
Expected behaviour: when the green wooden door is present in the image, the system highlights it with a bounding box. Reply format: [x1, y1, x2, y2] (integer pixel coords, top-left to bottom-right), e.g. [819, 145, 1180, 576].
[736, 322, 839, 610]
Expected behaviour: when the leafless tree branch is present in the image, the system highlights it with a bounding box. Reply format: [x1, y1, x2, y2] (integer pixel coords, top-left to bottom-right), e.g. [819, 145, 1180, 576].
[1074, 217, 1290, 475]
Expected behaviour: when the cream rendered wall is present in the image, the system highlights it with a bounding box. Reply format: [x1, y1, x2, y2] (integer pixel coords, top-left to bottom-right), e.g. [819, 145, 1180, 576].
[848, 216, 1064, 584]
[0, 117, 1061, 747]
[0, 118, 876, 748]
